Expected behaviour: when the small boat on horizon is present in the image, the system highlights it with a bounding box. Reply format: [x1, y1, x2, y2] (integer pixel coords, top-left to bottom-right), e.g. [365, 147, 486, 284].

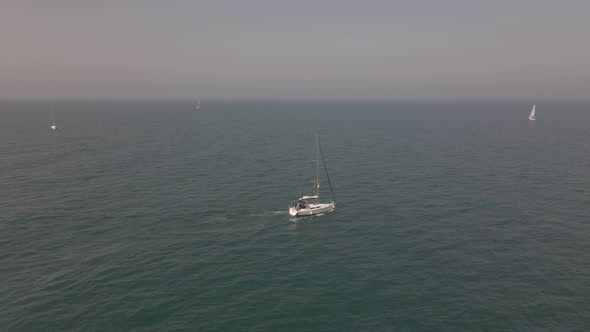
[50, 105, 59, 130]
[289, 132, 336, 217]
[528, 104, 536, 121]
[196, 99, 200, 110]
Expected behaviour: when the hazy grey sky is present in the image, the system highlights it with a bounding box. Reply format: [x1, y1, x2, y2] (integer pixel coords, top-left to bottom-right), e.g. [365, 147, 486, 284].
[1, 0, 589, 99]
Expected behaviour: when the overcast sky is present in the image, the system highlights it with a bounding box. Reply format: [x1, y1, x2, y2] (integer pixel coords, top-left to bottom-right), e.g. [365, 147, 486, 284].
[1, 0, 588, 100]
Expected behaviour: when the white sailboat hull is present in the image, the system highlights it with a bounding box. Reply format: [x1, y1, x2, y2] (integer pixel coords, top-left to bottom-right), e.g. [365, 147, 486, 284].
[50, 125, 57, 130]
[289, 202, 335, 217]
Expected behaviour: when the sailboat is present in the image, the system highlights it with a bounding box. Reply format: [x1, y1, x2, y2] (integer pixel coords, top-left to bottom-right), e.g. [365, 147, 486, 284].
[50, 105, 58, 130]
[289, 132, 336, 217]
[528, 104, 536, 121]
[196, 99, 200, 110]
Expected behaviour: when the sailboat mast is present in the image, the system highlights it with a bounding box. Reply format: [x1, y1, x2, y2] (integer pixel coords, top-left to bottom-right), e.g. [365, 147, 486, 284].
[316, 132, 320, 199]
[318, 135, 336, 204]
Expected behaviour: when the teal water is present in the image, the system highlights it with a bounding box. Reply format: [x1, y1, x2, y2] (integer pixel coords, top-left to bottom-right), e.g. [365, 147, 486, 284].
[1, 100, 590, 330]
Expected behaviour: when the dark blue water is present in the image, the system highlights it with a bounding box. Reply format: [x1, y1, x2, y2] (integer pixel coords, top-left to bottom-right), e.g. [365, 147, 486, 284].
[1, 100, 589, 330]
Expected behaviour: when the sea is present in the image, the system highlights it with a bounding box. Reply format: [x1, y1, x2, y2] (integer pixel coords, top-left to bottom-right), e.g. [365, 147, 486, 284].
[1, 100, 589, 331]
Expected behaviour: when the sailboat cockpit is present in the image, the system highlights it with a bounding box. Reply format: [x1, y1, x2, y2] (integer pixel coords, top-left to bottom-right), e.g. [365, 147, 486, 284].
[289, 195, 319, 211]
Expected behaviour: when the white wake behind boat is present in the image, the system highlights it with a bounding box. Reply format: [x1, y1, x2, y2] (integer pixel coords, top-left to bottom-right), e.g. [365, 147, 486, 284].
[528, 104, 536, 121]
[289, 132, 336, 217]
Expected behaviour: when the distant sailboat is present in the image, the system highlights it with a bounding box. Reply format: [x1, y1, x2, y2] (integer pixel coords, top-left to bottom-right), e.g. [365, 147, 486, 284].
[528, 104, 536, 121]
[196, 99, 200, 110]
[288, 132, 336, 217]
[50, 105, 58, 130]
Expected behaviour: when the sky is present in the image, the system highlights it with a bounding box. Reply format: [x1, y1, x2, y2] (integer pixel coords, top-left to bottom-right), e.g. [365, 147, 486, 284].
[1, 0, 589, 100]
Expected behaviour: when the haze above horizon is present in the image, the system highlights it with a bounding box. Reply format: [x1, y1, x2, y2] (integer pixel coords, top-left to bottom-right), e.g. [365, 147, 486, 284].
[1, 0, 588, 100]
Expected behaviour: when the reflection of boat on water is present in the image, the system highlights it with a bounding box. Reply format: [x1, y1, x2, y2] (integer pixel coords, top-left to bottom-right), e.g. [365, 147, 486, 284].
[528, 104, 536, 121]
[289, 132, 335, 217]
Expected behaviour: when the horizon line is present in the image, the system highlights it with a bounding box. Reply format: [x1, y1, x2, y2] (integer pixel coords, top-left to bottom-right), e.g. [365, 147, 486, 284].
[1, 98, 589, 102]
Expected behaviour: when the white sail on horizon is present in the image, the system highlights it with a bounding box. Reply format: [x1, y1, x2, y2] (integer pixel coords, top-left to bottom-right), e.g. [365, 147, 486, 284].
[529, 104, 536, 120]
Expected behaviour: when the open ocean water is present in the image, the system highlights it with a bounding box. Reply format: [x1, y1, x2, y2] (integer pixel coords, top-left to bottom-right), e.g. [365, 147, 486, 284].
[1, 100, 589, 331]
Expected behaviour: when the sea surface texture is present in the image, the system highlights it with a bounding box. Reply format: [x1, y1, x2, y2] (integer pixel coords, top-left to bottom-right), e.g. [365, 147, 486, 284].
[1, 100, 589, 331]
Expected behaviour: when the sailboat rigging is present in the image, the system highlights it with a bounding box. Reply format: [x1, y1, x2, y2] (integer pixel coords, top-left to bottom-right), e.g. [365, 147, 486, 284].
[289, 132, 336, 217]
